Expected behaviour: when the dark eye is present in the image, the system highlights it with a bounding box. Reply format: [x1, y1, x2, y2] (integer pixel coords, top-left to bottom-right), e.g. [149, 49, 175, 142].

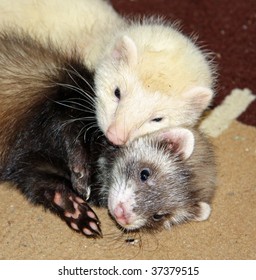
[153, 213, 165, 221]
[114, 87, 121, 100]
[151, 117, 163, 122]
[140, 168, 151, 182]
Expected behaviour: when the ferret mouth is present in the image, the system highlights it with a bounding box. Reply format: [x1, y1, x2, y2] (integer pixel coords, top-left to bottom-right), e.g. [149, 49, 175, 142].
[108, 210, 145, 232]
[113, 221, 141, 234]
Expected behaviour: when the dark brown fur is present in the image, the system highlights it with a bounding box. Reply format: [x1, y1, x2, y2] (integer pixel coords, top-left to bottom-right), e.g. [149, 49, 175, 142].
[0, 30, 102, 237]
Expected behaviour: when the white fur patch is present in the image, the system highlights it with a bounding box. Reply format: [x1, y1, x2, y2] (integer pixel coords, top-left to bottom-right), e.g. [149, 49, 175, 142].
[108, 179, 135, 218]
[195, 202, 211, 221]
[108, 178, 146, 229]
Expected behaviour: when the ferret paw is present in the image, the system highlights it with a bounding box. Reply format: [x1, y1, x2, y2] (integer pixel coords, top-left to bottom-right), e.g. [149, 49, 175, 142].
[54, 192, 102, 238]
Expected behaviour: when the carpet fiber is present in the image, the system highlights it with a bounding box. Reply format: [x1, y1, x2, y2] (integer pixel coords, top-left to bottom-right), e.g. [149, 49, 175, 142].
[0, 0, 255, 260]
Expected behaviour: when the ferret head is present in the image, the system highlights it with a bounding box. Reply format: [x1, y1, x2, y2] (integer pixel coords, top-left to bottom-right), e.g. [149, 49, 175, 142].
[95, 24, 215, 145]
[103, 127, 211, 232]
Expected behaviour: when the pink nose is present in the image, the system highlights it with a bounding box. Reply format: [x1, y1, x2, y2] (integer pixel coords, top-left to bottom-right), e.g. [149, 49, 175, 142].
[106, 125, 127, 145]
[113, 203, 130, 226]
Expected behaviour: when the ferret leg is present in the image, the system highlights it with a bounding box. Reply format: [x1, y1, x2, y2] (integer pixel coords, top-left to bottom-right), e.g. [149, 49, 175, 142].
[66, 140, 91, 200]
[2, 165, 102, 238]
[31, 177, 102, 238]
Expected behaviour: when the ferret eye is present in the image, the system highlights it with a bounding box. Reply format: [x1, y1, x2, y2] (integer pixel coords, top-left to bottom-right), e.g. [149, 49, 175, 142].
[151, 117, 163, 122]
[114, 87, 121, 100]
[140, 168, 151, 182]
[153, 213, 165, 221]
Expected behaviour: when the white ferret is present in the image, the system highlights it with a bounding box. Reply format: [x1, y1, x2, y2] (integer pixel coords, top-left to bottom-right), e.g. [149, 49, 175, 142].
[0, 0, 216, 145]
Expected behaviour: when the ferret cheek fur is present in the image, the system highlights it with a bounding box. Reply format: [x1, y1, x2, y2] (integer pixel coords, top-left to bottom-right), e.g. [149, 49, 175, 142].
[163, 202, 212, 230]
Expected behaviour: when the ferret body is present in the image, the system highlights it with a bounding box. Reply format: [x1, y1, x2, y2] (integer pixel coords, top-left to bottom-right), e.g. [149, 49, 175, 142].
[91, 127, 216, 232]
[0, 0, 125, 70]
[0, 0, 216, 146]
[0, 31, 102, 237]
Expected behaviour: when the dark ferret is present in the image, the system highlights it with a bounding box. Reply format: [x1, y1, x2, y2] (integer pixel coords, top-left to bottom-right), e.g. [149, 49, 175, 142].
[0, 30, 102, 237]
[91, 126, 216, 233]
[0, 31, 217, 238]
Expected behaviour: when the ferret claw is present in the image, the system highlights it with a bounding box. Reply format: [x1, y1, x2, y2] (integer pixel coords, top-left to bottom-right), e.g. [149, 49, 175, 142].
[71, 167, 90, 199]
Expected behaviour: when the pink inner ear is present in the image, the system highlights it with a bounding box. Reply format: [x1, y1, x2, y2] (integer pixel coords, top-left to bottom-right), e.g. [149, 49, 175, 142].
[168, 141, 174, 148]
[160, 133, 178, 152]
[158, 128, 195, 160]
[183, 86, 214, 110]
[112, 49, 122, 60]
[165, 138, 182, 156]
[111, 35, 138, 66]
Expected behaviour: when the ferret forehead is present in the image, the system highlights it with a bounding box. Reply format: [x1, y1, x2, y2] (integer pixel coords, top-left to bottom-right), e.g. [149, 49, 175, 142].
[121, 137, 174, 171]
[132, 39, 212, 94]
[136, 53, 191, 96]
[123, 78, 171, 109]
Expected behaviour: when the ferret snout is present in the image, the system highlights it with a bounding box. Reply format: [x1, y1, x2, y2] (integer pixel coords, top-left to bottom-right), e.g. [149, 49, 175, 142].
[106, 124, 127, 145]
[111, 202, 147, 230]
[113, 202, 132, 227]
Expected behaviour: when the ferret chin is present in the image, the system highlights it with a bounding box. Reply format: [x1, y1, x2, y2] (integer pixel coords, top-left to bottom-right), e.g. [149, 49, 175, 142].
[95, 18, 217, 145]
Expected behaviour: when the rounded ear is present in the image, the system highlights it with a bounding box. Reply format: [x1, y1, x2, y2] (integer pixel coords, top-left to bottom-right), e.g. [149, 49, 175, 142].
[183, 86, 214, 113]
[157, 127, 195, 160]
[111, 35, 138, 67]
[194, 202, 211, 221]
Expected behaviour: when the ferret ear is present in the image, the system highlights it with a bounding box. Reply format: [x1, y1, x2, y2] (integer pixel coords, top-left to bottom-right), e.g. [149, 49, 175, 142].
[112, 35, 138, 67]
[194, 202, 212, 221]
[158, 127, 195, 160]
[183, 86, 214, 113]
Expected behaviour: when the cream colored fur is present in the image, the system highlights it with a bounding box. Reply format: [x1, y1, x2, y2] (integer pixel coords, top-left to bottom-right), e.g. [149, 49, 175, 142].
[0, 0, 125, 69]
[0, 1, 216, 145]
[95, 20, 216, 144]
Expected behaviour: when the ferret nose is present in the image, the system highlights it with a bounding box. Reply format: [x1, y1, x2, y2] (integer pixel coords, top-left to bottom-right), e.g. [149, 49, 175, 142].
[113, 203, 130, 226]
[106, 125, 127, 145]
[114, 204, 125, 219]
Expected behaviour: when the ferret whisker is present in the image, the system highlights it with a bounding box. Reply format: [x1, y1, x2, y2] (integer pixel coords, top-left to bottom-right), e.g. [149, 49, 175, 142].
[61, 96, 94, 106]
[57, 118, 96, 138]
[43, 93, 94, 114]
[64, 105, 95, 115]
[56, 64, 96, 99]
[56, 82, 95, 108]
[62, 118, 96, 129]
[74, 126, 87, 144]
[55, 82, 91, 100]
[59, 99, 95, 112]
[95, 130, 104, 140]
[54, 99, 91, 112]
[66, 64, 96, 95]
[83, 123, 99, 142]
